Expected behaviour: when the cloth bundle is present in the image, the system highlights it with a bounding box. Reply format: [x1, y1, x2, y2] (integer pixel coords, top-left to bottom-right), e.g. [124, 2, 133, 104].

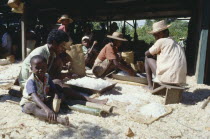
[66, 44, 86, 77]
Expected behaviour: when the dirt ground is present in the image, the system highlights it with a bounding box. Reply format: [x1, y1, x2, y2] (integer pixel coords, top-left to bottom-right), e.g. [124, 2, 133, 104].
[0, 62, 209, 139]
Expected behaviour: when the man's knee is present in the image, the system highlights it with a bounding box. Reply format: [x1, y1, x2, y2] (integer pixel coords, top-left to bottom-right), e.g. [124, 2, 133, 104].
[22, 103, 37, 114]
[52, 79, 63, 86]
[52, 79, 65, 94]
[144, 56, 148, 65]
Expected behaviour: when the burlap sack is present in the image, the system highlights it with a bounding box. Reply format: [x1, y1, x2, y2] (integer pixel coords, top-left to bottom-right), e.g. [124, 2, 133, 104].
[121, 51, 134, 64]
[66, 44, 86, 76]
[7, 0, 20, 8]
[11, 2, 23, 13]
[121, 51, 137, 71]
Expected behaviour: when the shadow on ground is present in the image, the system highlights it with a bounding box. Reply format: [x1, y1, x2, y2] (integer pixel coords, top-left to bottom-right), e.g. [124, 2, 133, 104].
[0, 94, 20, 103]
[48, 121, 117, 138]
[181, 89, 210, 105]
[103, 88, 122, 95]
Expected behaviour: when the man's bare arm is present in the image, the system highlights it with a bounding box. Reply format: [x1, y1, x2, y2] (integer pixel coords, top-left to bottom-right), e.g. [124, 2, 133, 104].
[145, 50, 152, 57]
[113, 59, 136, 76]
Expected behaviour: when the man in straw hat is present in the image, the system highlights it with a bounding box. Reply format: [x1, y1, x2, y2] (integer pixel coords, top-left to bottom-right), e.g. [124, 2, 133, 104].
[58, 14, 73, 32]
[58, 14, 73, 46]
[92, 32, 136, 77]
[144, 20, 187, 91]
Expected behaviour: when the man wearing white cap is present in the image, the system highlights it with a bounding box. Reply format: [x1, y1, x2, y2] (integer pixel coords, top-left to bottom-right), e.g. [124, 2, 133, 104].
[81, 36, 91, 54]
[144, 20, 187, 91]
[92, 32, 136, 77]
[81, 36, 98, 68]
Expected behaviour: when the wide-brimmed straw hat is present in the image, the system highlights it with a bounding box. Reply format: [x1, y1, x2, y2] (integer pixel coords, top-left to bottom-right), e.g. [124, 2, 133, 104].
[148, 20, 171, 34]
[57, 14, 73, 23]
[107, 32, 127, 41]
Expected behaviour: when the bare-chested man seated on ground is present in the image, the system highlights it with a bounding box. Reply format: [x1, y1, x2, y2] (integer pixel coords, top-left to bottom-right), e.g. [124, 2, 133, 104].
[92, 32, 136, 78]
[16, 29, 107, 104]
[144, 20, 187, 91]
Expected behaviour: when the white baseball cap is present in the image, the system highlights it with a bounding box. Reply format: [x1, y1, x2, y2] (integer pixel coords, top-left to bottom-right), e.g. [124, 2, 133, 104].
[82, 36, 90, 41]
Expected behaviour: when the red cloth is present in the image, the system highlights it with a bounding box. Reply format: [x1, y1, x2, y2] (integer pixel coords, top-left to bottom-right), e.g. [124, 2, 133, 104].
[58, 25, 66, 32]
[97, 43, 117, 61]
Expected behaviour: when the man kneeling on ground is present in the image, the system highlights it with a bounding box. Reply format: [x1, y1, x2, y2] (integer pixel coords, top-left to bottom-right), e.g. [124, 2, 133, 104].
[92, 32, 136, 77]
[17, 29, 107, 104]
[144, 20, 187, 91]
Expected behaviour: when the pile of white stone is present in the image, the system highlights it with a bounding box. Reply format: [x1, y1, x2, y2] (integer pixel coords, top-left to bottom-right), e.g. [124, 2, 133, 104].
[66, 77, 114, 90]
[139, 103, 167, 118]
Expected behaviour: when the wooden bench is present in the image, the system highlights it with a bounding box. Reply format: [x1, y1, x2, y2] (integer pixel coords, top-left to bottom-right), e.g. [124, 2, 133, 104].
[151, 81, 186, 105]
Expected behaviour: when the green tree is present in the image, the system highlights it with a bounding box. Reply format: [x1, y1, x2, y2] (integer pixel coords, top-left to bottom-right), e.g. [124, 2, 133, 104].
[169, 20, 188, 42]
[136, 19, 188, 44]
[91, 22, 101, 30]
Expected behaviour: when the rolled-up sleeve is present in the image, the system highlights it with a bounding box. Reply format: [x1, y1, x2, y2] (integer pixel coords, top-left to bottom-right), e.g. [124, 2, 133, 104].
[149, 40, 162, 55]
[26, 79, 37, 95]
[48, 77, 56, 89]
[106, 46, 117, 60]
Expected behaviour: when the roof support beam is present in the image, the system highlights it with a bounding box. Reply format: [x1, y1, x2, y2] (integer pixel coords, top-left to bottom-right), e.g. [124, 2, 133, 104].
[195, 0, 210, 84]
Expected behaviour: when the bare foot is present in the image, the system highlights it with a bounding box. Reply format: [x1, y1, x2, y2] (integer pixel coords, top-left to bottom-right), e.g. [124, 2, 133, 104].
[90, 98, 108, 105]
[143, 86, 153, 92]
[98, 98, 108, 105]
[58, 116, 70, 126]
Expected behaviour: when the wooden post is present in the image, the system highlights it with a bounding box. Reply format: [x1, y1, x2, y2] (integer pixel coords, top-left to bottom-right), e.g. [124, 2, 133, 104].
[106, 20, 109, 32]
[21, 18, 26, 60]
[196, 30, 209, 83]
[122, 20, 126, 35]
[109, 21, 111, 33]
[195, 0, 210, 84]
[21, 3, 26, 60]
[134, 20, 138, 42]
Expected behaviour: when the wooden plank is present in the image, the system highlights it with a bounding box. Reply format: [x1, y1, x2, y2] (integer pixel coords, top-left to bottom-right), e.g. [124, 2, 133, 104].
[165, 88, 183, 105]
[201, 96, 210, 109]
[106, 78, 146, 86]
[111, 74, 148, 84]
[159, 83, 186, 90]
[151, 86, 166, 95]
[195, 0, 210, 84]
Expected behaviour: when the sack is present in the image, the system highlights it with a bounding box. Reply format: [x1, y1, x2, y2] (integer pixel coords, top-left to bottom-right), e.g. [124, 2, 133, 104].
[121, 51, 138, 71]
[121, 51, 134, 64]
[7, 0, 20, 8]
[66, 44, 86, 77]
[11, 2, 24, 14]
